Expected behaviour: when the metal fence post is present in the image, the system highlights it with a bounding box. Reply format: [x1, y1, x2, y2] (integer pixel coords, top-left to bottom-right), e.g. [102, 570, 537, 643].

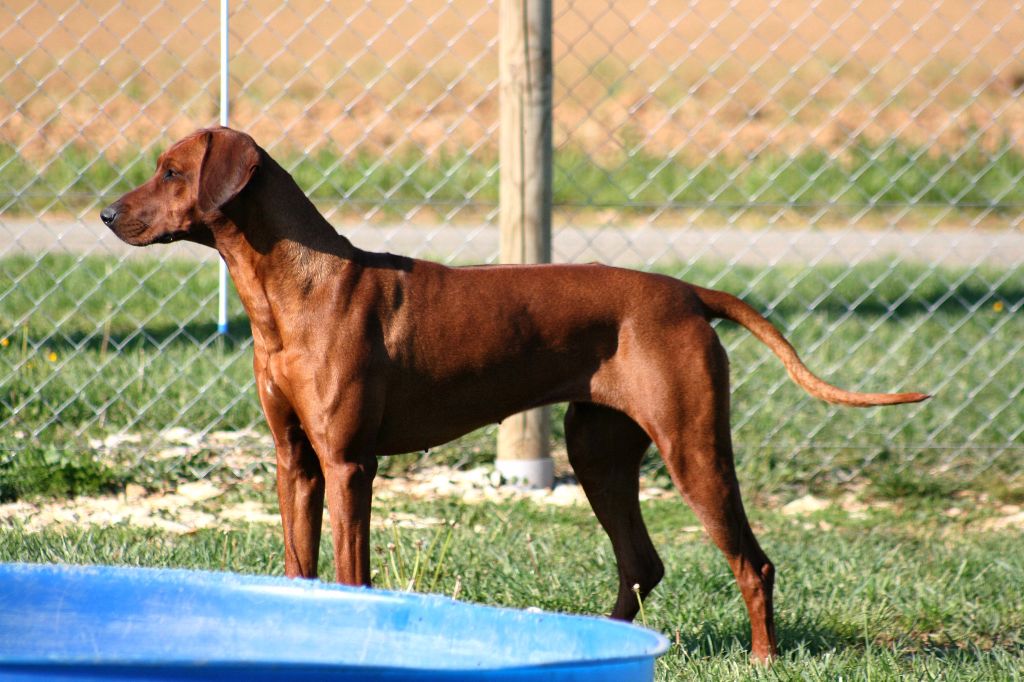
[217, 0, 230, 335]
[495, 0, 554, 489]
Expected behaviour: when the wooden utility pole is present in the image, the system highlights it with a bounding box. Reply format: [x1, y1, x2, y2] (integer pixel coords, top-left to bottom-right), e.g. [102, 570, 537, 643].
[496, 0, 553, 489]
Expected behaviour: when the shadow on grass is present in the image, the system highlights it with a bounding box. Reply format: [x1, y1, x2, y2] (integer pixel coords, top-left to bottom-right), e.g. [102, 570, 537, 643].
[666, 615, 1022, 662]
[667, 616, 862, 659]
[744, 279, 1021, 321]
[14, 258, 1022, 355]
[674, 262, 1023, 321]
[29, 317, 257, 356]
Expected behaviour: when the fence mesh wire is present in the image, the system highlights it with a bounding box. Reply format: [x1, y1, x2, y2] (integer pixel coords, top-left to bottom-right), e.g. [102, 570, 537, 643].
[1, 1, 1021, 492]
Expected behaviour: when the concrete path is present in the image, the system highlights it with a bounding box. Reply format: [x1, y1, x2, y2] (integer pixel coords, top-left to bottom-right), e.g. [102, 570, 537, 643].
[2, 217, 1021, 268]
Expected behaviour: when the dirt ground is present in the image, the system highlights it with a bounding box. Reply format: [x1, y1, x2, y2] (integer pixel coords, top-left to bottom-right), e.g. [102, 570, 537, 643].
[0, 427, 655, 533]
[3, 0, 1024, 160]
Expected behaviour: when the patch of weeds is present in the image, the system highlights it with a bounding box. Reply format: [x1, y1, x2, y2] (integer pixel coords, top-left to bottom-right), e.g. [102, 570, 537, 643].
[372, 518, 460, 596]
[868, 468, 960, 503]
[0, 447, 125, 502]
[973, 471, 1024, 505]
[114, 445, 274, 497]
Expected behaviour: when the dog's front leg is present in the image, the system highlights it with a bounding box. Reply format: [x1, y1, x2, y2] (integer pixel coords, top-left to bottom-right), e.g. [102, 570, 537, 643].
[321, 453, 378, 585]
[291, 359, 382, 585]
[258, 372, 324, 579]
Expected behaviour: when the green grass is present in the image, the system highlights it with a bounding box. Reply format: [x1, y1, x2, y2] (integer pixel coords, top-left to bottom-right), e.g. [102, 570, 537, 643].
[0, 446, 124, 501]
[1, 252, 1021, 500]
[1, 246, 1020, 675]
[4, 137, 1024, 214]
[2, 496, 1022, 679]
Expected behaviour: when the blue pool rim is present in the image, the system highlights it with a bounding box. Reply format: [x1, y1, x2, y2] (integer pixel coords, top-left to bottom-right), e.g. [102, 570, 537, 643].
[0, 563, 669, 681]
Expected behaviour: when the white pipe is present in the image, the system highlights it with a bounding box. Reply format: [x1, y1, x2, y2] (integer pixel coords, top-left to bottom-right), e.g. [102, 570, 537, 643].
[217, 0, 230, 335]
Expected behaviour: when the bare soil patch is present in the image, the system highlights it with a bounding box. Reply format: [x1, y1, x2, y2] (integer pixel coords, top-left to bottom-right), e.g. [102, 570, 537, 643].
[4, 1, 1023, 161]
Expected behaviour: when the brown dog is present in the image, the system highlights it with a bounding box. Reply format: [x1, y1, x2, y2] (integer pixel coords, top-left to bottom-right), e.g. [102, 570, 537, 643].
[101, 127, 928, 660]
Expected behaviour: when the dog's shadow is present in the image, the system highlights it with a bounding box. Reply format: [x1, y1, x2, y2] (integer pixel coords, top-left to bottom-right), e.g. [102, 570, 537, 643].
[664, 615, 861, 660]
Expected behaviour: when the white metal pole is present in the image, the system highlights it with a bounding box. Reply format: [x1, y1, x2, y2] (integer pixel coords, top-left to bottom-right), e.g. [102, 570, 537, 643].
[217, 0, 230, 335]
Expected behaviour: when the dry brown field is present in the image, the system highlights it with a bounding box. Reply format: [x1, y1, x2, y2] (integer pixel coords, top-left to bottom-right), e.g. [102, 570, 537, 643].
[3, 0, 1024, 161]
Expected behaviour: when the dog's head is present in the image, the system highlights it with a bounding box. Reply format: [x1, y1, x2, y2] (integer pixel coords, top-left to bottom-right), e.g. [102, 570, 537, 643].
[100, 127, 261, 247]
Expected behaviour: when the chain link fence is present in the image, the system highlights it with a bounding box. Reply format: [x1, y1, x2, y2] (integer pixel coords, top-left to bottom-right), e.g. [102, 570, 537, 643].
[1, 1, 1021, 495]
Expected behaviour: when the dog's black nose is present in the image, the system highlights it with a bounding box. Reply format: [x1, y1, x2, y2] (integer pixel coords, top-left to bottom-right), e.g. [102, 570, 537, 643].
[100, 204, 119, 227]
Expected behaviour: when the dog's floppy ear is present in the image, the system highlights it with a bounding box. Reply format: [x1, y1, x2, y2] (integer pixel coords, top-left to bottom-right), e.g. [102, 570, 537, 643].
[197, 128, 261, 214]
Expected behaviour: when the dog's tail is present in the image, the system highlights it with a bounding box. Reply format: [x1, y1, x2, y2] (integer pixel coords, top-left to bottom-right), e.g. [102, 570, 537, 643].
[694, 286, 930, 407]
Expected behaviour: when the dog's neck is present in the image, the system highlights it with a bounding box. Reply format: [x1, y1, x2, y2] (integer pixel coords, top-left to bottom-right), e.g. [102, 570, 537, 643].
[218, 152, 352, 257]
[210, 153, 357, 350]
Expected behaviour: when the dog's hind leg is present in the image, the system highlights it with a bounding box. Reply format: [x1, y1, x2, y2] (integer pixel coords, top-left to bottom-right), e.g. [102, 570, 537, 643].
[651, 324, 778, 661]
[565, 402, 662, 621]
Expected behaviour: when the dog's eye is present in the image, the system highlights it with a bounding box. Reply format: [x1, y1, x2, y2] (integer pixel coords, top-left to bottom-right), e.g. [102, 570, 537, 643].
[163, 168, 179, 180]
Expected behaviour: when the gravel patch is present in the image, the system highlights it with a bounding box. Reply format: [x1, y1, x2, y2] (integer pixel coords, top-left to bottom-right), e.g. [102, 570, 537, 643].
[0, 466, 677, 535]
[2, 425, 677, 533]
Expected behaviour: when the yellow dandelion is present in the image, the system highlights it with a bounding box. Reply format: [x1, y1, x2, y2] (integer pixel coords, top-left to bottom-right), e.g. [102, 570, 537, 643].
[47, 351, 58, 362]
[993, 301, 1005, 313]
[0, 337, 8, 348]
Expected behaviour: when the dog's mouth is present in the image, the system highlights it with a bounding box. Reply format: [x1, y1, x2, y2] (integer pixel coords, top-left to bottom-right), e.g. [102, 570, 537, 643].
[117, 222, 189, 247]
[105, 218, 150, 245]
[144, 230, 190, 245]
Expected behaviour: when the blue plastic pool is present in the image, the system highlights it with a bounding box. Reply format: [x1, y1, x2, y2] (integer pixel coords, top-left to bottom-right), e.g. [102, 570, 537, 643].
[0, 563, 668, 680]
